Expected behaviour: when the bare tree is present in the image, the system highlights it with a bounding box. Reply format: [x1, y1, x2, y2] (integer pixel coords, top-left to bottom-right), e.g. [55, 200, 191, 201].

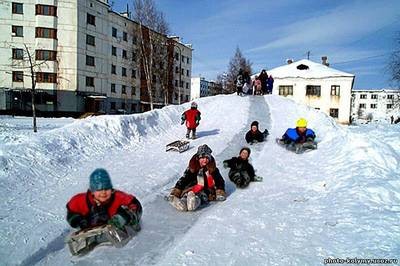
[133, 0, 170, 110]
[225, 47, 252, 93]
[4, 42, 54, 132]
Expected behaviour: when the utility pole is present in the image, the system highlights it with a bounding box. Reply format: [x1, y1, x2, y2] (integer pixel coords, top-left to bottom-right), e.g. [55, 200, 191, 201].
[307, 51, 310, 60]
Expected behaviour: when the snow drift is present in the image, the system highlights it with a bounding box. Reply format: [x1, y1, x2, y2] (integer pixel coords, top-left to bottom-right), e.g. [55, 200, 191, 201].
[0, 94, 398, 266]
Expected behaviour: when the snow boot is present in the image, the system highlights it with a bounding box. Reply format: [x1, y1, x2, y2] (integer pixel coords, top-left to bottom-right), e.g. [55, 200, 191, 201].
[186, 191, 201, 211]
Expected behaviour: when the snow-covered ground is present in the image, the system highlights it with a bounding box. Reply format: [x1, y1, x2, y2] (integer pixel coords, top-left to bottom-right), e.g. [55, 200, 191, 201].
[0, 94, 399, 266]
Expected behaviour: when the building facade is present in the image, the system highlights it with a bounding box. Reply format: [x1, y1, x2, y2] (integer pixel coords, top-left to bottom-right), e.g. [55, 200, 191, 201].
[0, 0, 192, 117]
[351, 89, 400, 123]
[268, 58, 355, 124]
[190, 77, 209, 100]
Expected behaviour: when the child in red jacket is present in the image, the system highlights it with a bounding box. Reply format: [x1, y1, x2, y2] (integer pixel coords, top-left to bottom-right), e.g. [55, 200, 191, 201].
[181, 102, 201, 139]
[66, 168, 142, 231]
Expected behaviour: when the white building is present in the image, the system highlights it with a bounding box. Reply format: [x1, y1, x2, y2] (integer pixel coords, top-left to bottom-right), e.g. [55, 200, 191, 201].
[351, 89, 400, 123]
[0, 0, 192, 116]
[190, 77, 209, 100]
[268, 58, 355, 124]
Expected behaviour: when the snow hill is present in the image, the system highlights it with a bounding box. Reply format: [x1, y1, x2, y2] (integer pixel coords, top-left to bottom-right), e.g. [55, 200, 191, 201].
[0, 95, 399, 266]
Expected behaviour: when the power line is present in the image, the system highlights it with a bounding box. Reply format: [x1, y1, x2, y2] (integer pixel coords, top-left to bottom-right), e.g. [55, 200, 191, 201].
[332, 52, 391, 65]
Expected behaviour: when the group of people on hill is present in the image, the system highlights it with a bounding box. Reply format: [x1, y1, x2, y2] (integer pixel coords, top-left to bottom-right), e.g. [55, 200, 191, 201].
[66, 102, 316, 236]
[235, 69, 274, 96]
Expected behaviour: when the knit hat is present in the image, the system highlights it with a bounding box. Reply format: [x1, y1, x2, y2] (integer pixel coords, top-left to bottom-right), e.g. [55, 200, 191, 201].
[196, 144, 212, 160]
[89, 168, 113, 191]
[251, 121, 259, 128]
[296, 118, 307, 128]
[239, 147, 251, 156]
[191, 102, 198, 108]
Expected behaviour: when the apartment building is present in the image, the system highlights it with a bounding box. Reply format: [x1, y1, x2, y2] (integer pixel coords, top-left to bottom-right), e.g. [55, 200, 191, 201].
[0, 0, 192, 117]
[351, 89, 400, 122]
[268, 58, 355, 124]
[190, 77, 209, 100]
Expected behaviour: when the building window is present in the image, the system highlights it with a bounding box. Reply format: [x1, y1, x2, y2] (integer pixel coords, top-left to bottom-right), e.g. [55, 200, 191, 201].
[87, 13, 95, 25]
[35, 4, 57, 16]
[387, 94, 394, 99]
[175, 80, 178, 87]
[174, 52, 179, 60]
[279, 85, 293, 96]
[180, 80, 184, 87]
[152, 74, 156, 82]
[186, 82, 189, 89]
[86, 34, 95, 46]
[86, 76, 94, 87]
[175, 66, 179, 73]
[360, 94, 367, 99]
[132, 51, 137, 61]
[12, 48, 23, 59]
[12, 2, 23, 14]
[86, 55, 95, 66]
[112, 27, 117, 37]
[186, 95, 189, 102]
[112, 46, 116, 56]
[122, 67, 127, 77]
[12, 71, 23, 82]
[123, 32, 127, 41]
[131, 103, 136, 112]
[122, 85, 126, 94]
[175, 92, 178, 100]
[121, 102, 125, 110]
[181, 68, 184, 75]
[131, 69, 136, 78]
[306, 85, 321, 96]
[187, 57, 190, 64]
[132, 36, 137, 45]
[36, 72, 57, 83]
[122, 50, 127, 59]
[331, 85, 340, 96]
[387, 104, 393, 109]
[329, 108, 339, 118]
[35, 27, 57, 39]
[370, 104, 377, 109]
[111, 65, 116, 74]
[35, 50, 57, 60]
[181, 55, 185, 62]
[12, 25, 23, 37]
[111, 83, 116, 93]
[371, 94, 378, 99]
[186, 69, 190, 76]
[131, 87, 136, 95]
[110, 102, 116, 110]
[359, 103, 366, 109]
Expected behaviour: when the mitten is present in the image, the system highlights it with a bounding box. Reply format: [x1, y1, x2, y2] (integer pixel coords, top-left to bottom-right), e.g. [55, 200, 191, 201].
[170, 188, 182, 198]
[108, 214, 127, 230]
[215, 189, 226, 201]
[253, 175, 263, 182]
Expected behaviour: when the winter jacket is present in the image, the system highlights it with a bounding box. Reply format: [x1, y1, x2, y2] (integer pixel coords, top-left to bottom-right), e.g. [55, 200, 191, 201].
[267, 77, 274, 92]
[66, 190, 142, 229]
[173, 155, 225, 200]
[282, 128, 316, 144]
[223, 157, 255, 180]
[245, 129, 266, 143]
[182, 108, 201, 129]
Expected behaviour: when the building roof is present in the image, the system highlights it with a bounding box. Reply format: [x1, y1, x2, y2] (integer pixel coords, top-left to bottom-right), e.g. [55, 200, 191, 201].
[266, 59, 354, 79]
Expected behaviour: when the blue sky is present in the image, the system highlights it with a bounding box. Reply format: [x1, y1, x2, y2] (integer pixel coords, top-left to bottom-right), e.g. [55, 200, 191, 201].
[114, 0, 400, 89]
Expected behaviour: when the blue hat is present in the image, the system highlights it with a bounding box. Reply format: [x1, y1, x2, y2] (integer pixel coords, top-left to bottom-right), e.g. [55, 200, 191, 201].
[89, 168, 113, 191]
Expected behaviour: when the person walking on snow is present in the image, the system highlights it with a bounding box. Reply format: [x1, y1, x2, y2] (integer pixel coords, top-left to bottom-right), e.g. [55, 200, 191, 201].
[245, 121, 269, 144]
[181, 102, 201, 139]
[168, 144, 226, 212]
[235, 69, 245, 96]
[266, 75, 274, 94]
[223, 147, 263, 188]
[66, 168, 142, 232]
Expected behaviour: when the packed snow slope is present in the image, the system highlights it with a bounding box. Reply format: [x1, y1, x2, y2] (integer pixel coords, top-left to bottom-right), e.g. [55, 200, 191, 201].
[0, 94, 399, 265]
